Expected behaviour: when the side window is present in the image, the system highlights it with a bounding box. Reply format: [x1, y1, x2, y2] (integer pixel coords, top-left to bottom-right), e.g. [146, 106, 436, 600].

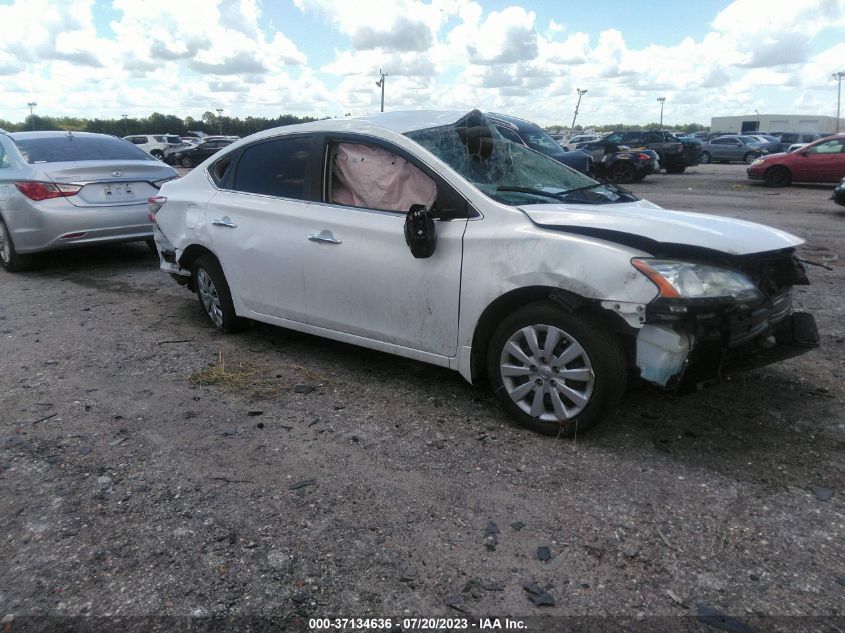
[806, 139, 845, 154]
[605, 133, 623, 143]
[0, 143, 9, 169]
[232, 136, 310, 199]
[328, 142, 436, 213]
[622, 132, 641, 143]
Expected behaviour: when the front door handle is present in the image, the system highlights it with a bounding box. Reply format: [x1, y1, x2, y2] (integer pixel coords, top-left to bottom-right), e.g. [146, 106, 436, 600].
[212, 216, 237, 228]
[308, 230, 342, 245]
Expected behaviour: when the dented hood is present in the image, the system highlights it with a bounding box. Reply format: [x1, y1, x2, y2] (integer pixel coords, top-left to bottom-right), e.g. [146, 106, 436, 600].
[521, 201, 804, 256]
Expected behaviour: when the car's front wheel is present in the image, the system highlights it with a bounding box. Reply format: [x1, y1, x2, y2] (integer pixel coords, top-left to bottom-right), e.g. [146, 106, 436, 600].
[0, 218, 33, 273]
[192, 255, 248, 333]
[180, 156, 193, 168]
[486, 302, 626, 437]
[744, 152, 758, 165]
[764, 166, 792, 187]
[701, 151, 711, 164]
[666, 165, 686, 174]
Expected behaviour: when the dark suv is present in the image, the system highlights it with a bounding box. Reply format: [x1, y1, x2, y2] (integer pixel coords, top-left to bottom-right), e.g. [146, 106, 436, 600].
[603, 130, 690, 173]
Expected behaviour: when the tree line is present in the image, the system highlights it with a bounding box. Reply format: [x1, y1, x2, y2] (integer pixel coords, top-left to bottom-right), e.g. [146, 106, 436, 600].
[0, 111, 319, 137]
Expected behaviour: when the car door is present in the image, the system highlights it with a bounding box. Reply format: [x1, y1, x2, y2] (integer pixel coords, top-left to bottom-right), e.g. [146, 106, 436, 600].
[796, 138, 845, 181]
[204, 136, 314, 321]
[302, 136, 468, 357]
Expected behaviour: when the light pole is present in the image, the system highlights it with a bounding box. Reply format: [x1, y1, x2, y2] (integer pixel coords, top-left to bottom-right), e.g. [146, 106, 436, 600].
[570, 88, 587, 136]
[754, 109, 760, 132]
[657, 97, 666, 128]
[122, 114, 128, 135]
[26, 101, 37, 131]
[216, 108, 223, 135]
[375, 69, 388, 112]
[834, 71, 845, 133]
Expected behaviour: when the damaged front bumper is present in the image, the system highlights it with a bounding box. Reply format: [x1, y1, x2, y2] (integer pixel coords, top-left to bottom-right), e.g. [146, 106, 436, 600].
[635, 291, 819, 391]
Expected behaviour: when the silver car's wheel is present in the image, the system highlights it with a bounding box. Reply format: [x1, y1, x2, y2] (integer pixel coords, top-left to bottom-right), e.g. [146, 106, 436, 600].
[486, 302, 626, 436]
[0, 218, 33, 272]
[0, 220, 9, 265]
[196, 267, 225, 329]
[499, 324, 595, 421]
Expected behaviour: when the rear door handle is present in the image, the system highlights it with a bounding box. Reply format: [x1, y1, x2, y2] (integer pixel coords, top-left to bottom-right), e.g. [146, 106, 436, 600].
[212, 216, 237, 228]
[308, 230, 342, 245]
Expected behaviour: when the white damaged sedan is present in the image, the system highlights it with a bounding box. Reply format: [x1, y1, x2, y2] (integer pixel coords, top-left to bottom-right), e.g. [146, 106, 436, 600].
[150, 110, 818, 436]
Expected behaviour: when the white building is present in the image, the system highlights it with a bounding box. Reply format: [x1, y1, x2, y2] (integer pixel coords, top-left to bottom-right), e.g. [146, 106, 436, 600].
[710, 114, 844, 134]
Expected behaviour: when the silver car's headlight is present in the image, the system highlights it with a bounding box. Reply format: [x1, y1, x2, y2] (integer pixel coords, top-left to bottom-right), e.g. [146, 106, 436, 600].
[632, 259, 763, 301]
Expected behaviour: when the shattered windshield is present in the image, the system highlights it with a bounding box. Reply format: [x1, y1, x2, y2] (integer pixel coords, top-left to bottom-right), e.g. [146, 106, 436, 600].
[406, 111, 633, 206]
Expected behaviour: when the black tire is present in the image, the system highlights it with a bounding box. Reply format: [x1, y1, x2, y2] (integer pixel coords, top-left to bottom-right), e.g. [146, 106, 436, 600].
[701, 151, 711, 164]
[151, 150, 164, 160]
[743, 152, 757, 165]
[192, 254, 248, 333]
[764, 166, 792, 188]
[486, 302, 626, 437]
[610, 161, 635, 183]
[180, 156, 193, 168]
[666, 165, 686, 174]
[0, 217, 34, 273]
[632, 170, 648, 182]
[145, 239, 158, 254]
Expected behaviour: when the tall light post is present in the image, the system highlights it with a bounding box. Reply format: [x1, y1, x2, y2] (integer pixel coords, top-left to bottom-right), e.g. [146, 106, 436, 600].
[26, 101, 37, 131]
[657, 97, 666, 128]
[122, 113, 128, 135]
[375, 69, 388, 112]
[570, 88, 587, 136]
[834, 71, 845, 133]
[216, 108, 223, 135]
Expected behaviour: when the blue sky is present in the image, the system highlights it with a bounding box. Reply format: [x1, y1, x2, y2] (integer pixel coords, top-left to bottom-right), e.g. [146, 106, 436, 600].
[1, 0, 843, 127]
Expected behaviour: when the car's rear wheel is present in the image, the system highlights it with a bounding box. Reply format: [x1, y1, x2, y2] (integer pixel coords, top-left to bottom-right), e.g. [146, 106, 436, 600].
[0, 218, 33, 273]
[764, 166, 792, 188]
[192, 255, 248, 333]
[151, 150, 164, 160]
[610, 162, 635, 183]
[486, 302, 626, 437]
[180, 156, 193, 168]
[701, 151, 711, 164]
[743, 152, 757, 165]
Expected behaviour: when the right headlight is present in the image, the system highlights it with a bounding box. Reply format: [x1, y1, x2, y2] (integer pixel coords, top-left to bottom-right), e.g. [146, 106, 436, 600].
[632, 259, 763, 302]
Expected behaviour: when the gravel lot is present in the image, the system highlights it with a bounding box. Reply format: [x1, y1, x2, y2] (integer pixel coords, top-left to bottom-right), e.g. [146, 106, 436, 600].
[1, 164, 843, 632]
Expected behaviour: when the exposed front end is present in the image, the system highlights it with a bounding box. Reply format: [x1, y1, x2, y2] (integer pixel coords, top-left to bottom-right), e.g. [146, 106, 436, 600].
[631, 250, 819, 390]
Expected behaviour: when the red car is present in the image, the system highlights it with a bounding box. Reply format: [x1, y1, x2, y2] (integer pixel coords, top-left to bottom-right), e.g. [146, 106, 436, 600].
[747, 134, 845, 187]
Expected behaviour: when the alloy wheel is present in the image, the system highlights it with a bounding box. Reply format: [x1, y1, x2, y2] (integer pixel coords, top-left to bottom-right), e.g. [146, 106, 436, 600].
[196, 267, 224, 328]
[499, 324, 595, 422]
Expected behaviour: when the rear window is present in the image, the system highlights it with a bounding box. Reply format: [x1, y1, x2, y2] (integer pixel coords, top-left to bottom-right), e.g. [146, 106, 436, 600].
[13, 135, 154, 163]
[165, 135, 182, 144]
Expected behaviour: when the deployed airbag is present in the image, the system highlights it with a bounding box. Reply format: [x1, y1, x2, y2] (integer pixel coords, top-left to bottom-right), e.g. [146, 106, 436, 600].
[332, 143, 437, 212]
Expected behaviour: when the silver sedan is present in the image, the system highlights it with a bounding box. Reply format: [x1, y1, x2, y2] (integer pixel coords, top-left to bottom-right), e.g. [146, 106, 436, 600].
[0, 130, 178, 271]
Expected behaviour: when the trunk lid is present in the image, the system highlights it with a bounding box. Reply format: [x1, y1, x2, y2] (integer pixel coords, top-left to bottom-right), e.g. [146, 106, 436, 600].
[41, 161, 177, 207]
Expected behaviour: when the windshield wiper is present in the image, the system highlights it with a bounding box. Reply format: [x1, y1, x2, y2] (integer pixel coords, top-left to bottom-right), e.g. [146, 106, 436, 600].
[560, 182, 618, 195]
[495, 186, 566, 201]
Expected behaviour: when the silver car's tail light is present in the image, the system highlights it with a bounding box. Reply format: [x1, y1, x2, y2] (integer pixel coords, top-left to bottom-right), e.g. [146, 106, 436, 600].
[147, 195, 167, 223]
[15, 181, 82, 201]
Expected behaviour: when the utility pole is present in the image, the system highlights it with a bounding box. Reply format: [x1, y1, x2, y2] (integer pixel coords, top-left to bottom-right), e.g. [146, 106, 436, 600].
[835, 72, 845, 133]
[26, 101, 37, 131]
[570, 88, 587, 136]
[376, 69, 388, 112]
[122, 114, 128, 135]
[216, 108, 223, 135]
[657, 97, 666, 128]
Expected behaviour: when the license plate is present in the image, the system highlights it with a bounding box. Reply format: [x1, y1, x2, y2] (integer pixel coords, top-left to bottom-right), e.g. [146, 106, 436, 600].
[103, 183, 134, 197]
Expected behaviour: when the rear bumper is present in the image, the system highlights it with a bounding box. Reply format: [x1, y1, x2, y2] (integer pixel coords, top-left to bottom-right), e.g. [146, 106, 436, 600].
[5, 198, 153, 253]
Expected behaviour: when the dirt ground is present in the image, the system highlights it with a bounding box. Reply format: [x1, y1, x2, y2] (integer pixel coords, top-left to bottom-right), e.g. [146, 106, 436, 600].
[1, 164, 843, 632]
